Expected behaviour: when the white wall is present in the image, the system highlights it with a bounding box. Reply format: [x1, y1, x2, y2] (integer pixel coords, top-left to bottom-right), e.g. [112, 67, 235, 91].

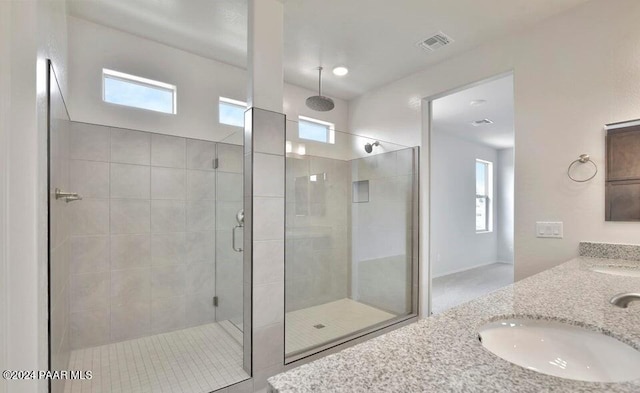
[2, 1, 68, 392]
[349, 0, 640, 280]
[283, 83, 349, 133]
[430, 132, 498, 277]
[497, 148, 514, 263]
[67, 17, 349, 142]
[0, 3, 9, 392]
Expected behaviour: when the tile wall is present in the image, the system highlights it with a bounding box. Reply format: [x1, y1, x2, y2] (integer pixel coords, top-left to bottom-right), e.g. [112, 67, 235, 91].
[350, 148, 416, 315]
[49, 86, 72, 393]
[285, 155, 349, 312]
[284, 148, 415, 316]
[67, 122, 243, 349]
[214, 151, 244, 326]
[245, 108, 287, 390]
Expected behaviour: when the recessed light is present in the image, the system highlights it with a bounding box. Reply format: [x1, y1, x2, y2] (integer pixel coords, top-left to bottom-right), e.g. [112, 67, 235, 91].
[332, 66, 349, 76]
[470, 99, 487, 106]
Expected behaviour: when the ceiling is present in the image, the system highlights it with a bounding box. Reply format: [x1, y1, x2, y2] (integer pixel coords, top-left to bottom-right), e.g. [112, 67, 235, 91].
[67, 0, 589, 100]
[432, 74, 514, 149]
[66, 0, 248, 68]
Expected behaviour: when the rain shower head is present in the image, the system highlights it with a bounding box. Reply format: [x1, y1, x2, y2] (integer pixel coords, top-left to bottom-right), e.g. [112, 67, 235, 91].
[364, 141, 380, 154]
[306, 67, 335, 112]
[306, 95, 335, 112]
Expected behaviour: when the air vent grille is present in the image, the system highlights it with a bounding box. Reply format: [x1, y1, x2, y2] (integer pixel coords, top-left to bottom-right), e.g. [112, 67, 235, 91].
[417, 32, 454, 52]
[471, 119, 494, 126]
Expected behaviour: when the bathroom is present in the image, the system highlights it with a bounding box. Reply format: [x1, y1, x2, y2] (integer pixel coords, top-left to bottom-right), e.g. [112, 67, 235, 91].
[2, 0, 640, 392]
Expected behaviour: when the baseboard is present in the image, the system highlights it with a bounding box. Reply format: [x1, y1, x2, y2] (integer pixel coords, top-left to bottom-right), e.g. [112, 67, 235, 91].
[433, 260, 507, 278]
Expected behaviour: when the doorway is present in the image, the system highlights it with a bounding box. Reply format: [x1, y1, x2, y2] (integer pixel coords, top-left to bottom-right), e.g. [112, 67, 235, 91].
[429, 73, 515, 315]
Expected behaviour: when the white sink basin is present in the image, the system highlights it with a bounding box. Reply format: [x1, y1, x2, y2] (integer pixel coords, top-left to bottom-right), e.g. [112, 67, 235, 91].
[478, 318, 640, 382]
[589, 265, 640, 277]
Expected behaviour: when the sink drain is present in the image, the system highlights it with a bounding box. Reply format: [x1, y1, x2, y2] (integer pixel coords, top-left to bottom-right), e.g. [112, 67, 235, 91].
[314, 324, 326, 329]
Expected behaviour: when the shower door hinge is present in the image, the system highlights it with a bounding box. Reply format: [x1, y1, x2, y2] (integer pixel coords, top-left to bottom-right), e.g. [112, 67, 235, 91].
[213, 158, 219, 169]
[213, 296, 219, 307]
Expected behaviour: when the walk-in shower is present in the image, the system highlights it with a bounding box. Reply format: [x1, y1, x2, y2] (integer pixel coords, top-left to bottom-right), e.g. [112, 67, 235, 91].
[47, 62, 250, 393]
[285, 119, 419, 362]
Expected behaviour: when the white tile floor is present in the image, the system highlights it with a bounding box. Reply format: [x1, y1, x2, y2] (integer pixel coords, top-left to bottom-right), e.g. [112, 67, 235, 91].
[64, 322, 249, 393]
[217, 320, 242, 346]
[285, 298, 395, 355]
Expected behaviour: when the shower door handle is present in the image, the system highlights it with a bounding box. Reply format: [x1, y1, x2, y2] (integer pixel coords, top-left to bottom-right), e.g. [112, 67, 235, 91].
[232, 225, 243, 252]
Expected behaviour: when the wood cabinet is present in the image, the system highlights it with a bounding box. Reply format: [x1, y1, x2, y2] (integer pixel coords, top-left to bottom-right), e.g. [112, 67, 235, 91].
[606, 124, 640, 221]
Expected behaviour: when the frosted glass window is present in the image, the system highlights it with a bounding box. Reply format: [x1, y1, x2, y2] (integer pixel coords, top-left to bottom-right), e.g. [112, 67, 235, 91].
[219, 97, 247, 127]
[298, 116, 335, 144]
[103, 69, 176, 114]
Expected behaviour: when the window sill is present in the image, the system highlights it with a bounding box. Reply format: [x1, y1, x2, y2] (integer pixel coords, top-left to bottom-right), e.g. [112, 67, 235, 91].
[476, 230, 493, 234]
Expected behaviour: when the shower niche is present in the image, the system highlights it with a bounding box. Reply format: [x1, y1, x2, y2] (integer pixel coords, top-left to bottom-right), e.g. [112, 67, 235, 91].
[284, 119, 419, 362]
[352, 180, 370, 203]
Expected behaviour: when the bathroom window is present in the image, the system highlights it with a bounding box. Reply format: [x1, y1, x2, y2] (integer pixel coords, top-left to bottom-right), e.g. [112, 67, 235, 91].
[298, 116, 335, 144]
[102, 68, 176, 114]
[219, 97, 247, 127]
[476, 159, 493, 232]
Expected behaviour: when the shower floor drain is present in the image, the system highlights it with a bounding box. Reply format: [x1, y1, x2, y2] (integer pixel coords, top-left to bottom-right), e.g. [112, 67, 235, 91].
[313, 324, 326, 329]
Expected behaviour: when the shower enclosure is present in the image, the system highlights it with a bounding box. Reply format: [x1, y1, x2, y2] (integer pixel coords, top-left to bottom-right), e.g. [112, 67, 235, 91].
[47, 63, 250, 393]
[284, 119, 419, 361]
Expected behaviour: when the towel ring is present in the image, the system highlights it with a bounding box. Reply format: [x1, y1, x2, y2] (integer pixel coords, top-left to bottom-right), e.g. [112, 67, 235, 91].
[567, 154, 597, 182]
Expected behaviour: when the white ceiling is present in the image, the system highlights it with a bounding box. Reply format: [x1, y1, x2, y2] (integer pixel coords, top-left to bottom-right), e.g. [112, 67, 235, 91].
[432, 74, 514, 149]
[66, 0, 248, 68]
[67, 0, 588, 100]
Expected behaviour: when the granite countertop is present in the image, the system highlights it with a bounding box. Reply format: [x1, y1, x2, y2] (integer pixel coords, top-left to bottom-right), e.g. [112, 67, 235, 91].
[268, 256, 640, 392]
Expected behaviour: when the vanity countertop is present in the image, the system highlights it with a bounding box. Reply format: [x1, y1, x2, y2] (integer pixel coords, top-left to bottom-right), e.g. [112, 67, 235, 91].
[268, 257, 640, 392]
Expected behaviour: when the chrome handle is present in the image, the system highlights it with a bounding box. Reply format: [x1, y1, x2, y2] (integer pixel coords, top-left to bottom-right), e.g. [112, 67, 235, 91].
[55, 188, 82, 203]
[232, 225, 243, 252]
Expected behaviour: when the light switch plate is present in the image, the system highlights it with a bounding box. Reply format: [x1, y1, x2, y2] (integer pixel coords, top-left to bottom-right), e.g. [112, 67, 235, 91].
[536, 222, 563, 238]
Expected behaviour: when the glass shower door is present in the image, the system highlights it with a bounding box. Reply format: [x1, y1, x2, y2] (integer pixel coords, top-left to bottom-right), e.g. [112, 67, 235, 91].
[215, 142, 245, 332]
[47, 61, 73, 393]
[284, 119, 419, 362]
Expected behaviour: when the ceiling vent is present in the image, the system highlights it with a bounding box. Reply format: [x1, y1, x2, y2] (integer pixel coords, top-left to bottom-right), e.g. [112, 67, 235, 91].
[471, 119, 494, 126]
[417, 32, 454, 52]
